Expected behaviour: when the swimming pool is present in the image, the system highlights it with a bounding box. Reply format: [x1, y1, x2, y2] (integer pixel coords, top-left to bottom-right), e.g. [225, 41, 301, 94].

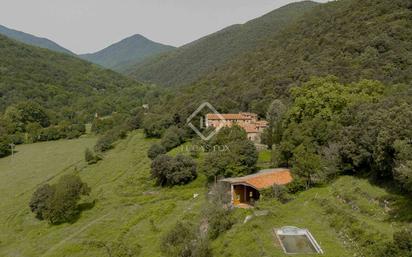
[275, 226, 324, 254]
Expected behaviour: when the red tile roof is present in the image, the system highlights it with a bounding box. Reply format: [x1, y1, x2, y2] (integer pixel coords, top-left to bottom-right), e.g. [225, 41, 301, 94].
[220, 169, 293, 189]
[206, 113, 251, 120]
[243, 124, 258, 133]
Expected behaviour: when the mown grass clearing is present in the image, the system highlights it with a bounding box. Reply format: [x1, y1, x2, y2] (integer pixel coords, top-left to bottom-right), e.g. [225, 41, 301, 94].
[0, 131, 206, 257]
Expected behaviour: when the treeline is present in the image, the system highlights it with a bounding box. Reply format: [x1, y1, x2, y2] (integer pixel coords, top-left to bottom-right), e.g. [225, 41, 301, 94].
[263, 77, 412, 193]
[0, 101, 86, 157]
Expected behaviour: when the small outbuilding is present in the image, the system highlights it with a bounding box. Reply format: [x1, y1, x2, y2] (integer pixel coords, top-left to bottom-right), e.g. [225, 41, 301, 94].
[220, 168, 293, 208]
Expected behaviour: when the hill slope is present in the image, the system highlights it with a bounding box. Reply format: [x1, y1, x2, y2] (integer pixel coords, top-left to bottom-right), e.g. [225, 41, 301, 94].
[128, 1, 319, 87]
[0, 34, 146, 118]
[0, 132, 408, 256]
[149, 0, 412, 117]
[0, 24, 74, 55]
[80, 34, 175, 71]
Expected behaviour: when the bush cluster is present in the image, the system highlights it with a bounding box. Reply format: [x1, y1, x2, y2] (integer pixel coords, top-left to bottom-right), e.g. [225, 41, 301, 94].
[94, 126, 128, 152]
[147, 143, 167, 160]
[160, 221, 212, 257]
[85, 148, 102, 164]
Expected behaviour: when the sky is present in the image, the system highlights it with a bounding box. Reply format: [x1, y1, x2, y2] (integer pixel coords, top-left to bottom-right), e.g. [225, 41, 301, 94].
[0, 0, 328, 54]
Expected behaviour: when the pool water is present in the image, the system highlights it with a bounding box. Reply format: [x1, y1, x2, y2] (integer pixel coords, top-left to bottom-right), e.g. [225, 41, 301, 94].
[276, 226, 323, 254]
[278, 235, 317, 253]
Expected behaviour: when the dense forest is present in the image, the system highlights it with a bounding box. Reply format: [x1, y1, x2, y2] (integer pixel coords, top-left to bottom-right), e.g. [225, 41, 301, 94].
[0, 34, 158, 157]
[128, 1, 319, 87]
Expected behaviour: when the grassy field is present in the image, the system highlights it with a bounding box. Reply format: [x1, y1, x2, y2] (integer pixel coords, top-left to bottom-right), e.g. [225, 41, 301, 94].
[0, 132, 407, 256]
[0, 132, 206, 257]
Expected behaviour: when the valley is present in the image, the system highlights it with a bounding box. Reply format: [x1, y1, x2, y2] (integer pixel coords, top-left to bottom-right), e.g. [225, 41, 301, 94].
[0, 0, 411, 256]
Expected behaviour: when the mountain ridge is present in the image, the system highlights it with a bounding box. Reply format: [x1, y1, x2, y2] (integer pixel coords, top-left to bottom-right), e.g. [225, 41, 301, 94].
[127, 1, 320, 87]
[80, 34, 175, 71]
[0, 24, 74, 55]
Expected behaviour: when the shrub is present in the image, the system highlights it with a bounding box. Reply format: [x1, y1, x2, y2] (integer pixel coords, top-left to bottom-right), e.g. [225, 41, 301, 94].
[151, 154, 197, 186]
[38, 126, 62, 141]
[161, 221, 196, 257]
[261, 185, 291, 203]
[94, 133, 114, 152]
[160, 221, 212, 257]
[94, 126, 128, 152]
[286, 177, 307, 194]
[147, 143, 167, 160]
[378, 227, 412, 257]
[29, 174, 91, 224]
[85, 148, 102, 164]
[203, 203, 234, 240]
[0, 136, 11, 157]
[160, 126, 185, 151]
[91, 117, 115, 134]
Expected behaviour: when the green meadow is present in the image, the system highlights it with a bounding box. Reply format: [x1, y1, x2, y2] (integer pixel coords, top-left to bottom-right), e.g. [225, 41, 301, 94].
[0, 132, 407, 256]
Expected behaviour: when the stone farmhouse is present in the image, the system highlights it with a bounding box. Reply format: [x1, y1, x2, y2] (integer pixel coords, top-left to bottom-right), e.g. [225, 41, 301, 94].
[205, 112, 268, 142]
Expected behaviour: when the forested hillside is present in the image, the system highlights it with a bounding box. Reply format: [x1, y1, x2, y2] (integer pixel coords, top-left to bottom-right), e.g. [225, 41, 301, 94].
[80, 34, 175, 71]
[148, 0, 412, 117]
[0, 24, 74, 55]
[142, 0, 412, 200]
[128, 1, 319, 86]
[0, 34, 154, 157]
[0, 34, 149, 117]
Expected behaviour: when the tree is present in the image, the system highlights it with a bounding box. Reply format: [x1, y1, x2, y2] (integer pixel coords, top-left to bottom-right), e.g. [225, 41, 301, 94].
[147, 143, 167, 160]
[161, 126, 185, 151]
[393, 140, 412, 192]
[29, 184, 55, 220]
[5, 101, 50, 129]
[292, 144, 323, 189]
[127, 107, 144, 130]
[168, 155, 197, 185]
[202, 139, 258, 181]
[151, 154, 197, 186]
[209, 125, 247, 147]
[142, 114, 172, 138]
[262, 100, 287, 149]
[29, 175, 91, 224]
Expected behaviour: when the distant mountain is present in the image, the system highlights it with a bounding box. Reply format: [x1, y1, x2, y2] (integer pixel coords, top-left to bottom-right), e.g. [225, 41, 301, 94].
[80, 34, 175, 71]
[0, 24, 74, 55]
[127, 1, 319, 87]
[0, 33, 146, 117]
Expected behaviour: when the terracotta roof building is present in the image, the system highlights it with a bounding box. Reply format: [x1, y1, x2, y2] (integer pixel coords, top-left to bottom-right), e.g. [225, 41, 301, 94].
[220, 168, 293, 207]
[205, 112, 268, 143]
